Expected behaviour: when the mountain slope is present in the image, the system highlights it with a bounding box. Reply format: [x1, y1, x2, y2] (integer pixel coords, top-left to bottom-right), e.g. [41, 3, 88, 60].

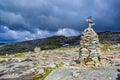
[98, 31, 120, 44]
[0, 31, 120, 55]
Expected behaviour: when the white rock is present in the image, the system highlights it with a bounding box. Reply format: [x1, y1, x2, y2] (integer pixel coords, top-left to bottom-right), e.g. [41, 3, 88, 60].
[39, 69, 44, 74]
[72, 71, 80, 78]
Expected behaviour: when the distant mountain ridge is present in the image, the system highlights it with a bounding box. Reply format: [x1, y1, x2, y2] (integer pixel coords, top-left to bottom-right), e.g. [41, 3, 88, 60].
[98, 31, 120, 44]
[0, 31, 120, 55]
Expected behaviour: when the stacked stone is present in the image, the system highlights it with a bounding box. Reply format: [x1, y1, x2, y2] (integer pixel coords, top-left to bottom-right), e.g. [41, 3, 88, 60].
[79, 27, 101, 67]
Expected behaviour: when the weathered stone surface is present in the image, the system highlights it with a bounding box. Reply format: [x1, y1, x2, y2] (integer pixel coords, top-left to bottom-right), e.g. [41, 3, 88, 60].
[79, 27, 101, 67]
[46, 66, 120, 80]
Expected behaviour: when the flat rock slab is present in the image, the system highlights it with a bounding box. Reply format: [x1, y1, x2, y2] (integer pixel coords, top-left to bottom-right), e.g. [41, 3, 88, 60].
[46, 66, 120, 80]
[0, 74, 33, 80]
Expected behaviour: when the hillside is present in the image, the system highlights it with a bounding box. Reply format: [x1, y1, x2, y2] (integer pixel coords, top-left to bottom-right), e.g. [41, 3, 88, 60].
[0, 31, 120, 55]
[98, 31, 120, 44]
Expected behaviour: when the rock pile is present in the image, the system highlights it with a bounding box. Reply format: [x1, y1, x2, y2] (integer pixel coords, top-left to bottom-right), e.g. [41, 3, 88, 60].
[79, 27, 102, 67]
[78, 16, 102, 67]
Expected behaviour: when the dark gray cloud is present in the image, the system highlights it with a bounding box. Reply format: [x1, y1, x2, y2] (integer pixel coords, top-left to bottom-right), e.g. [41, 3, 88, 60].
[0, 25, 79, 43]
[0, 0, 120, 42]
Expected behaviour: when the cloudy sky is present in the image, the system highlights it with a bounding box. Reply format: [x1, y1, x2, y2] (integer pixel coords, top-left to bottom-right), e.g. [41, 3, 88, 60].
[0, 0, 120, 43]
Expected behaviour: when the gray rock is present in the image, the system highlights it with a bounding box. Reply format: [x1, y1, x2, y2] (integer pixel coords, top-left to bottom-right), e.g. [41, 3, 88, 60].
[46, 66, 120, 80]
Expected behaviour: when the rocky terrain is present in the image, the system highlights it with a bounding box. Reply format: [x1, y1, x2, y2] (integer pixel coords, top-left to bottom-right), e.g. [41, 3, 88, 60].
[0, 44, 120, 80]
[0, 31, 120, 55]
[0, 28, 120, 80]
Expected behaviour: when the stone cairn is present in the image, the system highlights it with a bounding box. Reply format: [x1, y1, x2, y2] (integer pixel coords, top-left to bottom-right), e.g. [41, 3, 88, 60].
[79, 16, 102, 67]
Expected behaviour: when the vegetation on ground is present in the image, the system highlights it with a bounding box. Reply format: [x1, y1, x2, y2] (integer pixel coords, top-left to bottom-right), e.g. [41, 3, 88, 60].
[101, 44, 120, 51]
[101, 44, 110, 51]
[14, 53, 25, 58]
[33, 62, 64, 80]
[0, 55, 8, 58]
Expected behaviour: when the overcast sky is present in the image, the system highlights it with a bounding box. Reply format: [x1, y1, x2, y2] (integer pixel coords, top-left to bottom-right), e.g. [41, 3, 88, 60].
[0, 0, 120, 43]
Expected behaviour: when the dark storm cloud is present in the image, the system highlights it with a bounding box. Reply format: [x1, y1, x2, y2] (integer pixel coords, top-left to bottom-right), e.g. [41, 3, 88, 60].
[0, 25, 79, 43]
[0, 0, 120, 42]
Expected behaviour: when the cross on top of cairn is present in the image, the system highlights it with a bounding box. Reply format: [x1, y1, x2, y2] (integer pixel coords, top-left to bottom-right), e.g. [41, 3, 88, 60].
[86, 16, 95, 28]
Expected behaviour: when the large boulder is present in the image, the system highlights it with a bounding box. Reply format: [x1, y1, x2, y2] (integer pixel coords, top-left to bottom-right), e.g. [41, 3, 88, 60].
[45, 66, 119, 80]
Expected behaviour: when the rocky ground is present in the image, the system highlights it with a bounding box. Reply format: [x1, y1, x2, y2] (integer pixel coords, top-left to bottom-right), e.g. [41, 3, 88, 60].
[0, 45, 120, 80]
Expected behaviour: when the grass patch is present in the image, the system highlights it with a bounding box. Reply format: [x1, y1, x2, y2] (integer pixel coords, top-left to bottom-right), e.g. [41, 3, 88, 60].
[101, 44, 120, 51]
[0, 55, 8, 58]
[111, 47, 120, 50]
[55, 62, 64, 68]
[14, 53, 25, 58]
[33, 67, 54, 80]
[101, 44, 110, 51]
[75, 49, 79, 52]
[114, 47, 120, 50]
[59, 47, 72, 50]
